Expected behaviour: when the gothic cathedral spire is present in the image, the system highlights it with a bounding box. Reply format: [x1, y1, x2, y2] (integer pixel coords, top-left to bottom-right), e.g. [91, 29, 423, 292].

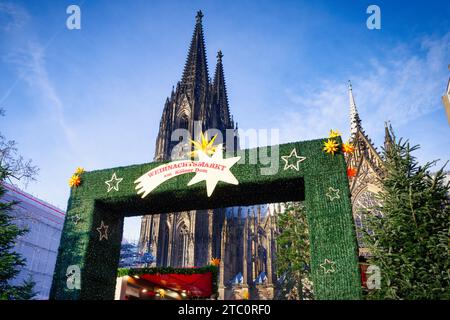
[154, 11, 236, 160]
[345, 81, 385, 200]
[180, 10, 209, 111]
[212, 50, 232, 130]
[348, 80, 362, 139]
[384, 121, 394, 152]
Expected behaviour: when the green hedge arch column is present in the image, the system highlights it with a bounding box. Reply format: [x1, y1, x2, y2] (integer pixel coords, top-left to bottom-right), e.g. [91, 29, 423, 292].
[50, 138, 361, 300]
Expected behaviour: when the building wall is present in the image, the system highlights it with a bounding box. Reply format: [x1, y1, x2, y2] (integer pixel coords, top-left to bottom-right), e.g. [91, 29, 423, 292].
[1, 183, 65, 300]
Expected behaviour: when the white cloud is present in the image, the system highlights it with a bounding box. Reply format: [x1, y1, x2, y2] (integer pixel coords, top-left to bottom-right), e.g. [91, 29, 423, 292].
[0, 2, 73, 148]
[1, 2, 74, 147]
[4, 42, 77, 148]
[0, 2, 29, 32]
[278, 33, 450, 147]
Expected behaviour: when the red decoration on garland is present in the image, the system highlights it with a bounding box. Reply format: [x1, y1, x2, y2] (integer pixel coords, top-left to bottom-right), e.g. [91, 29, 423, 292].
[347, 167, 357, 177]
[140, 272, 213, 298]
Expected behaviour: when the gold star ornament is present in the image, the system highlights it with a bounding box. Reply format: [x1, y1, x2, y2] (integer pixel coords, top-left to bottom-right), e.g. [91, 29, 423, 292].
[328, 129, 341, 138]
[323, 139, 339, 155]
[189, 132, 219, 158]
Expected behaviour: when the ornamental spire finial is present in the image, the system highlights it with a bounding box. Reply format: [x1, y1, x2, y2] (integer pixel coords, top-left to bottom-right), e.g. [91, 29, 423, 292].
[217, 50, 223, 62]
[196, 10, 204, 24]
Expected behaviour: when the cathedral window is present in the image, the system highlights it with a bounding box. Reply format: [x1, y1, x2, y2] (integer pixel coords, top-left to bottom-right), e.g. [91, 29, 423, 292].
[179, 115, 189, 131]
[174, 222, 189, 267]
[160, 223, 170, 266]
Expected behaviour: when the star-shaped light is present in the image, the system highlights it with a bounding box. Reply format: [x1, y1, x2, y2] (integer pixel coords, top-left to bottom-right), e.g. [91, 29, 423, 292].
[342, 142, 355, 154]
[326, 187, 340, 201]
[71, 214, 81, 225]
[96, 220, 109, 241]
[158, 288, 166, 298]
[347, 167, 357, 178]
[187, 144, 241, 197]
[69, 174, 81, 188]
[105, 172, 123, 192]
[323, 139, 339, 155]
[75, 167, 85, 175]
[210, 258, 220, 266]
[320, 259, 336, 274]
[189, 132, 218, 158]
[328, 129, 341, 138]
[281, 148, 306, 171]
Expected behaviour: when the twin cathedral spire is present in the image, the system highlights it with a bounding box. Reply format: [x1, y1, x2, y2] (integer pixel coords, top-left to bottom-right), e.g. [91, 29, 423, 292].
[155, 11, 236, 161]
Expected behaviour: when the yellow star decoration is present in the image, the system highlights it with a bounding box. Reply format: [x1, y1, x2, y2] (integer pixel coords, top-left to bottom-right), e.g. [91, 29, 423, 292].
[242, 289, 249, 300]
[75, 167, 85, 175]
[158, 288, 166, 298]
[323, 139, 339, 155]
[342, 142, 355, 154]
[69, 167, 85, 188]
[189, 132, 219, 158]
[69, 174, 81, 188]
[328, 129, 341, 138]
[210, 258, 220, 266]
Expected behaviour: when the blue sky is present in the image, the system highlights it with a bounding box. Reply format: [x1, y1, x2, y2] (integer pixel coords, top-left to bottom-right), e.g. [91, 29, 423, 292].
[1, 0, 449, 240]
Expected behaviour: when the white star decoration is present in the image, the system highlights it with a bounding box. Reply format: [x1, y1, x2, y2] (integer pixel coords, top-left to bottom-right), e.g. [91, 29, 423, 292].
[187, 144, 241, 197]
[71, 214, 81, 225]
[281, 148, 306, 171]
[135, 144, 241, 198]
[326, 187, 340, 201]
[320, 259, 336, 274]
[96, 220, 109, 241]
[105, 172, 123, 192]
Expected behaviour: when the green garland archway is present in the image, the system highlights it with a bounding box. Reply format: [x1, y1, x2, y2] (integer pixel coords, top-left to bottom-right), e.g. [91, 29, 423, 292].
[50, 138, 361, 300]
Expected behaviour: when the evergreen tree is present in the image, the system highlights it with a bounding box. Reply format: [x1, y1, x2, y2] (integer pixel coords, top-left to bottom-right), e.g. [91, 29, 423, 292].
[0, 172, 36, 299]
[275, 202, 313, 300]
[364, 134, 450, 299]
[0, 108, 37, 299]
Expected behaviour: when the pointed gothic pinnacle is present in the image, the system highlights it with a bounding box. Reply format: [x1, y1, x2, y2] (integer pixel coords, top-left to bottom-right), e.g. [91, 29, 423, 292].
[196, 10, 204, 24]
[217, 50, 223, 62]
[384, 121, 393, 145]
[348, 80, 361, 138]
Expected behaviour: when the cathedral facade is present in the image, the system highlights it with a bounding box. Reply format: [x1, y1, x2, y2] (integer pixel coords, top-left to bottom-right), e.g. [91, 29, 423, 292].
[345, 81, 391, 256]
[138, 11, 389, 299]
[138, 11, 278, 300]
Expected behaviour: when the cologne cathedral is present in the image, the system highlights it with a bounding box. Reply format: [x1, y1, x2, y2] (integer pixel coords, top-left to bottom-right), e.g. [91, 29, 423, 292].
[345, 81, 392, 256]
[138, 11, 390, 299]
[138, 11, 278, 300]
